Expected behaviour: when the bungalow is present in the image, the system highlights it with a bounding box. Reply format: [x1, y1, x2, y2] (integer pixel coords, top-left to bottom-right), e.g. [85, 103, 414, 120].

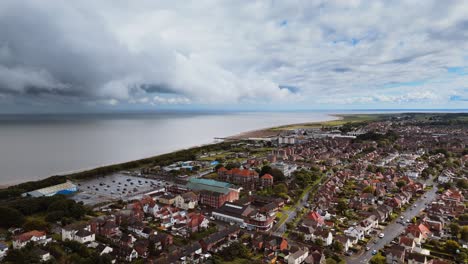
[312, 229, 333, 246]
[405, 224, 432, 244]
[199, 226, 239, 252]
[158, 194, 176, 205]
[360, 215, 378, 235]
[13, 230, 48, 249]
[304, 250, 326, 264]
[407, 252, 429, 264]
[399, 236, 415, 251]
[186, 213, 209, 234]
[32, 248, 51, 262]
[288, 247, 309, 264]
[334, 235, 351, 252]
[116, 246, 138, 262]
[174, 192, 198, 210]
[344, 226, 365, 244]
[307, 211, 325, 227]
[62, 223, 95, 244]
[150, 233, 173, 251]
[0, 242, 8, 259]
[134, 240, 149, 259]
[180, 242, 204, 263]
[252, 234, 288, 252]
[90, 217, 121, 238]
[385, 245, 406, 264]
[298, 225, 315, 242]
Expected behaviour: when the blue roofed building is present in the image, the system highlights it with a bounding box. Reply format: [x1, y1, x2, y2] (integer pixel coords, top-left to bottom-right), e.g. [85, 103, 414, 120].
[22, 181, 78, 197]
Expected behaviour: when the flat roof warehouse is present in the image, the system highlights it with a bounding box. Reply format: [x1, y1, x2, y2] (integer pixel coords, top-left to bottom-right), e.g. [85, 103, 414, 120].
[22, 181, 78, 197]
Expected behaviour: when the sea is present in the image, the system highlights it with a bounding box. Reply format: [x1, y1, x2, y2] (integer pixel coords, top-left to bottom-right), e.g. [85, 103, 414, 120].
[0, 111, 337, 185]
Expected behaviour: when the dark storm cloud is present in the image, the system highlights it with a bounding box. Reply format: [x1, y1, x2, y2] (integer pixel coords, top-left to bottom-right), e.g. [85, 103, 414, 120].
[0, 0, 467, 111]
[0, 1, 172, 102]
[140, 84, 179, 94]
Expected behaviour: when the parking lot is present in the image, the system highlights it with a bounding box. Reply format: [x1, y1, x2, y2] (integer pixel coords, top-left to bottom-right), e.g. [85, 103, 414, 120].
[72, 173, 170, 205]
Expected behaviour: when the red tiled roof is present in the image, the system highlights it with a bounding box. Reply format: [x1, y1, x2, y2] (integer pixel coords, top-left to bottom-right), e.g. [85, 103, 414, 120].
[15, 230, 46, 242]
[261, 174, 273, 180]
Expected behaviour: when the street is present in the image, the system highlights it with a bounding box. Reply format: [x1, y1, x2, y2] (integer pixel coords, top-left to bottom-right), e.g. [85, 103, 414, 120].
[347, 180, 438, 264]
[272, 186, 313, 236]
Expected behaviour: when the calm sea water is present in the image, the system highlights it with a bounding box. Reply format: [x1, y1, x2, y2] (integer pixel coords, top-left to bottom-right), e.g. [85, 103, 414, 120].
[0, 111, 335, 185]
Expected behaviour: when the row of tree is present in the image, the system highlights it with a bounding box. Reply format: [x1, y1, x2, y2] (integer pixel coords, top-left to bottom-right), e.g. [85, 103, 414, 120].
[0, 195, 89, 229]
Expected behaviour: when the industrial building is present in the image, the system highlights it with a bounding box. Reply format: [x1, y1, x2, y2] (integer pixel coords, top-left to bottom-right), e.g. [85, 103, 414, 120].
[22, 181, 78, 197]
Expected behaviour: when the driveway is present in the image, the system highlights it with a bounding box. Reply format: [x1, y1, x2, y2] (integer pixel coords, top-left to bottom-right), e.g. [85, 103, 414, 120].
[347, 180, 438, 264]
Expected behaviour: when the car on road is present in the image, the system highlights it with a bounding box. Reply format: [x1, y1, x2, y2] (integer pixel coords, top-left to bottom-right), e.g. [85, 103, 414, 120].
[379, 233, 385, 238]
[365, 247, 370, 251]
[372, 250, 377, 255]
[400, 216, 404, 219]
[406, 219, 411, 223]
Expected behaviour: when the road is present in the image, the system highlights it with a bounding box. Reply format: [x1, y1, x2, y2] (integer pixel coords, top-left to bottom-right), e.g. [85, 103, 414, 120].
[347, 180, 438, 264]
[271, 173, 332, 236]
[272, 185, 315, 236]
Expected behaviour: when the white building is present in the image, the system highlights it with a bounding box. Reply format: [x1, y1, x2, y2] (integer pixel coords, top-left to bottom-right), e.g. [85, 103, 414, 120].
[288, 247, 309, 264]
[174, 192, 198, 210]
[23, 181, 78, 197]
[270, 162, 297, 177]
[278, 136, 296, 145]
[0, 243, 8, 259]
[13, 230, 49, 249]
[62, 224, 95, 244]
[344, 226, 365, 244]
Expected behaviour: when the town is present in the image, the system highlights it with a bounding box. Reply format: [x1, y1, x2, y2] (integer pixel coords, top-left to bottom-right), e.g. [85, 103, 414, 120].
[0, 113, 467, 264]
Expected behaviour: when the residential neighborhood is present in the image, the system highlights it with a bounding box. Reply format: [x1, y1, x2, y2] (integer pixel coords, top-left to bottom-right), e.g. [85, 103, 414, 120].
[0, 113, 467, 263]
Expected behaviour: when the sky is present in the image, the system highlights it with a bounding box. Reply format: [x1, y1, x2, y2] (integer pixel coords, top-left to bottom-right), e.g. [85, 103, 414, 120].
[0, 0, 467, 113]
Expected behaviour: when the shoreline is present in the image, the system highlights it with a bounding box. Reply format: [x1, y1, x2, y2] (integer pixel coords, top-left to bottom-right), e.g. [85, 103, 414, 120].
[0, 113, 352, 189]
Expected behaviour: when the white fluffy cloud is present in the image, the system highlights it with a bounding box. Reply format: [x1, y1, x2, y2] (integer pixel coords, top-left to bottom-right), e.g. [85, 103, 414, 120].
[0, 0, 467, 111]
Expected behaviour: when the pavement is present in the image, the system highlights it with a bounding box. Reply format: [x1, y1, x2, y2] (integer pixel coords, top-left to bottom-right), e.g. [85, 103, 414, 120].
[346, 180, 438, 264]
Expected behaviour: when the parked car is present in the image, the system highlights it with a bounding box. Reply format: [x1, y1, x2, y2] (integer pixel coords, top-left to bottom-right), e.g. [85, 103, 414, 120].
[379, 233, 385, 238]
[372, 250, 377, 255]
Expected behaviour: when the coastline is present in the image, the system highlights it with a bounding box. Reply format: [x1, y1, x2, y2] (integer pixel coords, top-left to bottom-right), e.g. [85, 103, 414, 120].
[0, 113, 347, 189]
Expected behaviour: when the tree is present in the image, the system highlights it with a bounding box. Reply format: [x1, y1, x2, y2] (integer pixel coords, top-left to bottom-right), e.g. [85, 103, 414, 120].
[449, 223, 460, 237]
[260, 165, 285, 182]
[273, 183, 288, 197]
[461, 226, 468, 241]
[331, 241, 344, 253]
[0, 206, 25, 228]
[270, 168, 286, 182]
[369, 252, 386, 264]
[260, 165, 272, 176]
[460, 213, 468, 222]
[325, 259, 337, 264]
[23, 218, 49, 232]
[456, 179, 468, 189]
[362, 186, 374, 193]
[337, 199, 347, 214]
[225, 162, 240, 170]
[396, 181, 406, 188]
[445, 240, 461, 254]
[214, 164, 224, 172]
[3, 246, 41, 264]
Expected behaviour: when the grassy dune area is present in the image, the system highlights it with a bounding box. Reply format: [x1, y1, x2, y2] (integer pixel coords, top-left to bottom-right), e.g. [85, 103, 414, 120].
[270, 114, 385, 130]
